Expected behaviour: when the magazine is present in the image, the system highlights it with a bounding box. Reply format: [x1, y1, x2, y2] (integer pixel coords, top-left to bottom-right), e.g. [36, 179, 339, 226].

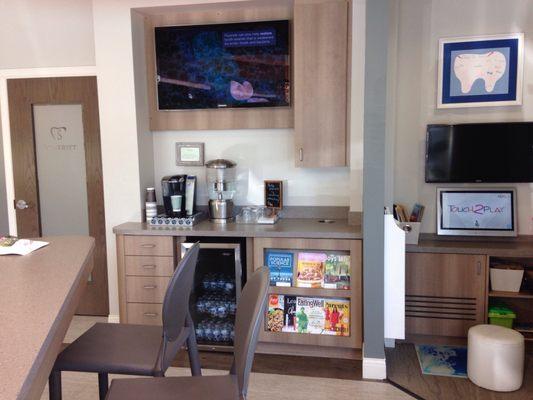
[296, 252, 326, 288]
[265, 250, 294, 287]
[0, 237, 49, 256]
[324, 299, 350, 336]
[283, 295, 297, 332]
[267, 294, 285, 332]
[323, 254, 351, 290]
[295, 297, 325, 334]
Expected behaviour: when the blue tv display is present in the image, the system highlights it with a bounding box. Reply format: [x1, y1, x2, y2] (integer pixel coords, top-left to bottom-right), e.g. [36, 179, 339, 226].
[155, 20, 290, 110]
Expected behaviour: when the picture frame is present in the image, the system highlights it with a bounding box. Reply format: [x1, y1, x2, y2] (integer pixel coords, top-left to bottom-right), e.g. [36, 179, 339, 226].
[264, 180, 283, 209]
[175, 142, 205, 166]
[437, 33, 524, 108]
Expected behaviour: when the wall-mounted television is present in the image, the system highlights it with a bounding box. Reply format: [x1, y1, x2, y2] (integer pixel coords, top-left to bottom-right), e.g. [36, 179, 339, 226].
[154, 20, 290, 110]
[425, 122, 533, 183]
[437, 188, 517, 237]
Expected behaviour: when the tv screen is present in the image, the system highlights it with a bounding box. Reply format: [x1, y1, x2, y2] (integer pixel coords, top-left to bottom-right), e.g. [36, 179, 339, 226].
[425, 122, 533, 183]
[437, 188, 517, 237]
[154, 20, 290, 110]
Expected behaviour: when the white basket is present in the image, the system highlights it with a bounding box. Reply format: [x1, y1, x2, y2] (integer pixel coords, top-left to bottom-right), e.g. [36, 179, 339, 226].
[398, 222, 421, 245]
[490, 267, 524, 292]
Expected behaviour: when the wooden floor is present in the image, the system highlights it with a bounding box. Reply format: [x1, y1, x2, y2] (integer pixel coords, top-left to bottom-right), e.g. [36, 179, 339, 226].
[174, 351, 363, 380]
[386, 343, 532, 400]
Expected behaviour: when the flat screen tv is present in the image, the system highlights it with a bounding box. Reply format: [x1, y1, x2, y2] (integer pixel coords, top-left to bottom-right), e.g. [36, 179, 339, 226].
[437, 188, 517, 237]
[154, 20, 290, 110]
[425, 122, 533, 183]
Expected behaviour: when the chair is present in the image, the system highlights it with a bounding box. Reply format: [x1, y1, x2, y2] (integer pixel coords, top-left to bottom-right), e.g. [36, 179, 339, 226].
[104, 266, 270, 400]
[49, 243, 202, 400]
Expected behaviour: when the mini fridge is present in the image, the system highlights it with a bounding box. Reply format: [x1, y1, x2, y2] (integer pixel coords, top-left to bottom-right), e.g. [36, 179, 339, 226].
[181, 237, 246, 351]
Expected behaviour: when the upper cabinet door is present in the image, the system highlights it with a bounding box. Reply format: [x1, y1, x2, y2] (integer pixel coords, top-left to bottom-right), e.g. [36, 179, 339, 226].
[294, 0, 349, 167]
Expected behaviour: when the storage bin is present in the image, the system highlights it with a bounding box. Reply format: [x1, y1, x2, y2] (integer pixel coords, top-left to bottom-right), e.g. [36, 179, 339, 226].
[490, 265, 524, 292]
[488, 306, 517, 329]
[398, 222, 421, 245]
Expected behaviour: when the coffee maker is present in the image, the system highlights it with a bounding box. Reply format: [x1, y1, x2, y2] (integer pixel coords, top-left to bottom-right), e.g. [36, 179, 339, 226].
[206, 159, 236, 223]
[161, 175, 186, 217]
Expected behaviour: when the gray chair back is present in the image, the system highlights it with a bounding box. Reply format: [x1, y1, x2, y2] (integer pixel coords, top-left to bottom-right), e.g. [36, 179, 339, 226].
[232, 267, 269, 399]
[156, 242, 200, 373]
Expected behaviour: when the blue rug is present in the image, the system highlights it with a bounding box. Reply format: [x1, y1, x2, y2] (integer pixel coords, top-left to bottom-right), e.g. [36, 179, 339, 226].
[415, 344, 468, 378]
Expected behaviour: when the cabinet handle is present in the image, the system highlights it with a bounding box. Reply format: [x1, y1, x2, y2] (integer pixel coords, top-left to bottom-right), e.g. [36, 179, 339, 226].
[299, 148, 303, 162]
[143, 312, 158, 317]
[476, 261, 482, 275]
[140, 244, 156, 248]
[142, 265, 156, 269]
[143, 285, 157, 289]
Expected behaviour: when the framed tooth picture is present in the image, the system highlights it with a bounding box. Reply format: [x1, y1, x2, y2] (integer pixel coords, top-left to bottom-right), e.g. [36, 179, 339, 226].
[437, 33, 524, 108]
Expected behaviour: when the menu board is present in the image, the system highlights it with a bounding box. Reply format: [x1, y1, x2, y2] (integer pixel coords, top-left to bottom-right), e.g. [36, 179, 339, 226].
[264, 180, 283, 209]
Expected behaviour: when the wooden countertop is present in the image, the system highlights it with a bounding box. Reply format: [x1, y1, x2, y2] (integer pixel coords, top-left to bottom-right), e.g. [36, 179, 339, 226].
[407, 235, 533, 258]
[0, 236, 95, 400]
[113, 218, 362, 240]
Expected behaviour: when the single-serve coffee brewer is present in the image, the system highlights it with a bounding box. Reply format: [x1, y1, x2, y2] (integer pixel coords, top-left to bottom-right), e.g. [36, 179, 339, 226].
[206, 159, 236, 223]
[161, 175, 197, 217]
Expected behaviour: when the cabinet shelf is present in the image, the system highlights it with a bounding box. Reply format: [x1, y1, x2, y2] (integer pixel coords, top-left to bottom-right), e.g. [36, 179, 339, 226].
[269, 285, 351, 298]
[489, 290, 533, 299]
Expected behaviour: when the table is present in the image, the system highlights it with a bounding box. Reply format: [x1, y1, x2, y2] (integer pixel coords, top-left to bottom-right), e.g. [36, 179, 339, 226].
[0, 236, 95, 400]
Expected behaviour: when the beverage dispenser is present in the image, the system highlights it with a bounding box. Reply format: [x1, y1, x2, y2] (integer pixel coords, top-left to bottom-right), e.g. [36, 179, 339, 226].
[205, 159, 236, 223]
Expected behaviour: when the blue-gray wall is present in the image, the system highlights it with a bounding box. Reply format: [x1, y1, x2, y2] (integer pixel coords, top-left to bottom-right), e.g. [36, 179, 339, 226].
[362, 0, 390, 360]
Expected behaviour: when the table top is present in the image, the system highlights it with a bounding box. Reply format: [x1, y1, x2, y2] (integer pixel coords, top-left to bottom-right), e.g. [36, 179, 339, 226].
[0, 236, 95, 400]
[113, 218, 362, 240]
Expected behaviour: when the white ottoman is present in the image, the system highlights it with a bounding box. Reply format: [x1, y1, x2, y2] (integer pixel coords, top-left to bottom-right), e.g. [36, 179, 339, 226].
[467, 324, 524, 392]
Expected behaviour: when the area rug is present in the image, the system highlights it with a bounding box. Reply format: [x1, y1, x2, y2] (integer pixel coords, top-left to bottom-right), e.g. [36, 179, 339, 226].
[415, 344, 467, 378]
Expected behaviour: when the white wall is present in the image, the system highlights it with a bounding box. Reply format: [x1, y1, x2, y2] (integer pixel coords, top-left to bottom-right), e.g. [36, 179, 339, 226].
[393, 0, 533, 234]
[0, 0, 95, 69]
[153, 130, 350, 206]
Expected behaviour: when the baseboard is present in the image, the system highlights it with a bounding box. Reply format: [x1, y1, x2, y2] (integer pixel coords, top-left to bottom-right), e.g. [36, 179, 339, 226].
[107, 314, 120, 323]
[362, 356, 387, 380]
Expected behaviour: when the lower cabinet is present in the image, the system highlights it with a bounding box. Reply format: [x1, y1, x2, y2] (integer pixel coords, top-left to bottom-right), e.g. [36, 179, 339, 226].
[405, 252, 487, 337]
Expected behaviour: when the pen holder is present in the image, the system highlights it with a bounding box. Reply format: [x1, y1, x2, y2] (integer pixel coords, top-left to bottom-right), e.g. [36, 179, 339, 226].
[398, 222, 421, 245]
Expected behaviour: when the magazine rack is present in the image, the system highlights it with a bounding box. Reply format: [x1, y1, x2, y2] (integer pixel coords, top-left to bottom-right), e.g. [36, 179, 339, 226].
[253, 238, 362, 359]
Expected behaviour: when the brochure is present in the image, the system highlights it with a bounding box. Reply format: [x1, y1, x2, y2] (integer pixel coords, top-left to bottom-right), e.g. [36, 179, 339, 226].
[0, 237, 49, 256]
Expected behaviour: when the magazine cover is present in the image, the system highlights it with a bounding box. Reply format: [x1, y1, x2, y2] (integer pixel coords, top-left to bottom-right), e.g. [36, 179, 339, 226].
[323, 254, 351, 290]
[265, 250, 294, 287]
[295, 297, 325, 334]
[283, 295, 297, 332]
[296, 252, 326, 288]
[267, 294, 284, 332]
[324, 299, 350, 336]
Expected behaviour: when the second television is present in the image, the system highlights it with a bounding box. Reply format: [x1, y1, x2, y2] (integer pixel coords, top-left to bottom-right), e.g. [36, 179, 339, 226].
[155, 20, 290, 110]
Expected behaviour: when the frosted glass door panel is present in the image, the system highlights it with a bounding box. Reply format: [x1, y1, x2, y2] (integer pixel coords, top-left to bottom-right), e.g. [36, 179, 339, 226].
[33, 104, 89, 236]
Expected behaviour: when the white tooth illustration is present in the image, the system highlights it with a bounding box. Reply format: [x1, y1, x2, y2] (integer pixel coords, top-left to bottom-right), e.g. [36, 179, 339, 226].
[453, 51, 506, 93]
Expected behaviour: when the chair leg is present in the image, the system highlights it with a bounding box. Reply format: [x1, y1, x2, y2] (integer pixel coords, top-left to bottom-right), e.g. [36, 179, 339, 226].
[98, 373, 109, 400]
[48, 370, 62, 400]
[186, 313, 202, 376]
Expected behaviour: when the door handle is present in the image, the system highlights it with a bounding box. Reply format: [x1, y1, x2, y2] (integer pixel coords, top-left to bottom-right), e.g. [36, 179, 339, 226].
[143, 312, 158, 317]
[143, 285, 157, 289]
[140, 244, 156, 248]
[142, 265, 156, 269]
[299, 148, 303, 162]
[476, 261, 482, 275]
[15, 199, 29, 210]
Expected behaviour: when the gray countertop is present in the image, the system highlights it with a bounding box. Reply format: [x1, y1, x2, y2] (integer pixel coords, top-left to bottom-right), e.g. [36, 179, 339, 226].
[113, 218, 362, 240]
[0, 236, 95, 400]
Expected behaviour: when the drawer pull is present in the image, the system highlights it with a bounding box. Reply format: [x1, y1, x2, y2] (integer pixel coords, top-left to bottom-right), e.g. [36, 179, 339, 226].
[143, 312, 158, 317]
[140, 244, 156, 248]
[142, 265, 156, 269]
[143, 285, 157, 289]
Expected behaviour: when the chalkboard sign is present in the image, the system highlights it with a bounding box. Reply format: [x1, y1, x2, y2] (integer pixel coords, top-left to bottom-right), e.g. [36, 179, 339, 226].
[264, 180, 283, 209]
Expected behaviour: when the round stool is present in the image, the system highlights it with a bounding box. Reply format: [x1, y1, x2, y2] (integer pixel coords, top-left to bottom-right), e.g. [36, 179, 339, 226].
[467, 324, 524, 392]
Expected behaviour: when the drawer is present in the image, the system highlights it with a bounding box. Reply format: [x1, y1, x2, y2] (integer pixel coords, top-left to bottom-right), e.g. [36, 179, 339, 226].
[124, 235, 173, 256]
[125, 256, 175, 277]
[127, 303, 163, 326]
[126, 276, 170, 303]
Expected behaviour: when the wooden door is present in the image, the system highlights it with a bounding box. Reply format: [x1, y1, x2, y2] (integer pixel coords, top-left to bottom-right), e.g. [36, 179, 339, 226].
[8, 77, 109, 315]
[405, 253, 487, 337]
[294, 0, 349, 167]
